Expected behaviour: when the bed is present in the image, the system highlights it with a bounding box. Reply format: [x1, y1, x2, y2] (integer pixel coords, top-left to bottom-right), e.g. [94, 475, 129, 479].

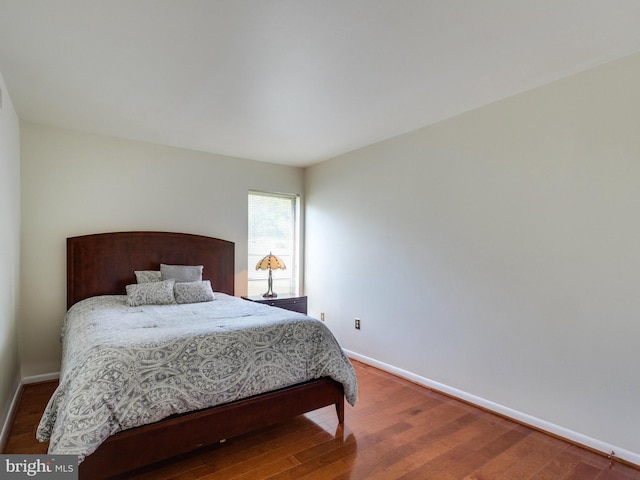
[37, 231, 357, 479]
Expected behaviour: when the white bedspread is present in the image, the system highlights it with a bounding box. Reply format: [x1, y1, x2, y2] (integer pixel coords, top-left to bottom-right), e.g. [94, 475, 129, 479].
[37, 294, 357, 460]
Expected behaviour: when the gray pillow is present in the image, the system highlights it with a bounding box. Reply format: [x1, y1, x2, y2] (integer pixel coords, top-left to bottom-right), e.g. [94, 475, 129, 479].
[160, 263, 203, 283]
[174, 280, 215, 304]
[134, 270, 161, 283]
[126, 279, 176, 306]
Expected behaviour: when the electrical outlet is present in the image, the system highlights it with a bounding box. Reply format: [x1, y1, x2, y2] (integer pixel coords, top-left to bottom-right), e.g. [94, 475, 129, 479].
[320, 312, 325, 321]
[355, 318, 361, 330]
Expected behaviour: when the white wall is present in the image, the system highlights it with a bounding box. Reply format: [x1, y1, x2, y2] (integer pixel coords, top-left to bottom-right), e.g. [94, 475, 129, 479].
[0, 72, 21, 443]
[20, 122, 304, 377]
[305, 52, 640, 461]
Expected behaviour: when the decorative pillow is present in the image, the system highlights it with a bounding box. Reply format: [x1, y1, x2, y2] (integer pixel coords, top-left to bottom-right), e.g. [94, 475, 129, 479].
[174, 280, 215, 304]
[126, 279, 176, 306]
[160, 263, 203, 283]
[134, 270, 161, 283]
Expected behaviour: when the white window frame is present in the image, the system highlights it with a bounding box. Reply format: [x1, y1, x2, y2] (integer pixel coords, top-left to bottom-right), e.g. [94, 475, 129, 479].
[247, 190, 300, 297]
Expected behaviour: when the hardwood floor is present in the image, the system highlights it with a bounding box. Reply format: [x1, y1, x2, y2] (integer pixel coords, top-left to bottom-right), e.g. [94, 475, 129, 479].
[4, 360, 640, 479]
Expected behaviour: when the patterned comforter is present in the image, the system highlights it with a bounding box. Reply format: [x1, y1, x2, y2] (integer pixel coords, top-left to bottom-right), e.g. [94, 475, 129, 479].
[37, 294, 358, 460]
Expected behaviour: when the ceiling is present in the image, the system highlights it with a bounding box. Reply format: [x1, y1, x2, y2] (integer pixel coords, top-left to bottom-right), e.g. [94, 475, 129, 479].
[1, 1, 640, 167]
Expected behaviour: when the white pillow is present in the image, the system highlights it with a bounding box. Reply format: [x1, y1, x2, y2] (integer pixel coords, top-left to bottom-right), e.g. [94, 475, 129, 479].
[174, 280, 215, 304]
[134, 270, 161, 283]
[160, 263, 203, 283]
[126, 279, 175, 306]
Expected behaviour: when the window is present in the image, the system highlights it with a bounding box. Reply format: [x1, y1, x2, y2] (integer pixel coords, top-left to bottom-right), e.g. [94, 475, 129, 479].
[248, 191, 300, 297]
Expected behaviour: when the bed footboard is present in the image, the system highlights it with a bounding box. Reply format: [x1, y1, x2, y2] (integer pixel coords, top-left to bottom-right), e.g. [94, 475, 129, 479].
[79, 378, 344, 479]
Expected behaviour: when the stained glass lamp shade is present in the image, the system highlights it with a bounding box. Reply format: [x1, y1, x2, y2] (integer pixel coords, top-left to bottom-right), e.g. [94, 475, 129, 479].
[255, 253, 286, 298]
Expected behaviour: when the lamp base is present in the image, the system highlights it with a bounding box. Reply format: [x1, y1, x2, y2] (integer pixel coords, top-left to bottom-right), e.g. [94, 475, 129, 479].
[262, 270, 277, 298]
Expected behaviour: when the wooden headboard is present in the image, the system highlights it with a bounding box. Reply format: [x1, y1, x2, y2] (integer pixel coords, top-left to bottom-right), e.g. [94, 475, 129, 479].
[67, 231, 235, 309]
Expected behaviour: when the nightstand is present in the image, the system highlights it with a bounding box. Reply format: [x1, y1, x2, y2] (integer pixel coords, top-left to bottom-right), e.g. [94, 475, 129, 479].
[242, 295, 308, 314]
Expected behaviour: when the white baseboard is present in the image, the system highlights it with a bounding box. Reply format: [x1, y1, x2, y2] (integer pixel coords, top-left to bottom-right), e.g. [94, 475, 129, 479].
[0, 371, 59, 451]
[344, 349, 640, 467]
[0, 373, 22, 451]
[22, 372, 60, 385]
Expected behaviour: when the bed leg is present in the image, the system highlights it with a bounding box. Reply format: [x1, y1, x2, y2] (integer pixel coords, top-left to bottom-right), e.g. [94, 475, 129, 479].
[335, 398, 345, 424]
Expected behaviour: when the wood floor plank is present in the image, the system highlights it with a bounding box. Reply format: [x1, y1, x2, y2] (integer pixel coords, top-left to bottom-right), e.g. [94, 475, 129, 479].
[465, 431, 567, 480]
[4, 360, 640, 480]
[395, 426, 527, 480]
[597, 468, 640, 480]
[562, 461, 604, 480]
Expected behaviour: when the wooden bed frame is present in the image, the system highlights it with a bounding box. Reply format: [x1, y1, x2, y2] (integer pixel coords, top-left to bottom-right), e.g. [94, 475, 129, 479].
[66, 232, 345, 479]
